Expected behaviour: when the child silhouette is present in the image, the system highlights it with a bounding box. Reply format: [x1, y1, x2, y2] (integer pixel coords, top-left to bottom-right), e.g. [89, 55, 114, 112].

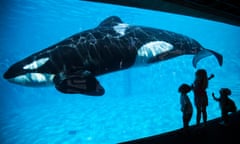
[192, 69, 214, 126]
[179, 83, 193, 129]
[212, 88, 237, 125]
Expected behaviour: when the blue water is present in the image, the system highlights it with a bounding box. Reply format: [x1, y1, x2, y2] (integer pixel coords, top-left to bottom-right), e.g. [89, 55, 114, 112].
[1, 0, 240, 143]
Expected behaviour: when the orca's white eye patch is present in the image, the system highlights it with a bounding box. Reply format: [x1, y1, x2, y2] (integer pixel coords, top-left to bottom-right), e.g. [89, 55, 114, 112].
[23, 57, 49, 70]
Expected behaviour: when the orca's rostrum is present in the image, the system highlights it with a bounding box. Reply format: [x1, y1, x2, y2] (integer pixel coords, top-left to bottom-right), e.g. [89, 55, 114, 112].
[3, 16, 223, 96]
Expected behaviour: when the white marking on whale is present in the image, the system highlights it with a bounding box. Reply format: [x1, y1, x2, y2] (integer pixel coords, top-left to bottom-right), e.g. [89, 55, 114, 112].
[113, 23, 129, 36]
[9, 73, 55, 86]
[135, 41, 174, 65]
[23, 57, 49, 70]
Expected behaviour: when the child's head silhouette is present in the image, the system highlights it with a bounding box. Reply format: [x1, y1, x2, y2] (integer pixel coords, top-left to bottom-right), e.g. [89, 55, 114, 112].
[220, 88, 231, 96]
[179, 84, 191, 94]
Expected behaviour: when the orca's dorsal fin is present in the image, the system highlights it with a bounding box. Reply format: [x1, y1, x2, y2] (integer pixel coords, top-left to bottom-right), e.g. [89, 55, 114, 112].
[98, 16, 123, 27]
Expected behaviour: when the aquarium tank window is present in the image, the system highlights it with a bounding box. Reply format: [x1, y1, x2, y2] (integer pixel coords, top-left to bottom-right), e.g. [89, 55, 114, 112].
[0, 0, 239, 143]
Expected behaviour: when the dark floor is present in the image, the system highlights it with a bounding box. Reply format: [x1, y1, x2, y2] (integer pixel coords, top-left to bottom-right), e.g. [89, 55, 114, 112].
[119, 111, 240, 144]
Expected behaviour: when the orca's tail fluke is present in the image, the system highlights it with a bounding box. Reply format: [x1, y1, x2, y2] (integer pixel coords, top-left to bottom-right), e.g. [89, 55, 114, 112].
[192, 48, 223, 68]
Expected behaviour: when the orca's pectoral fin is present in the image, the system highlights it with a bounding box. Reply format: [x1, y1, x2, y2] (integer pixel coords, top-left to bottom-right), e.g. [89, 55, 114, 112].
[192, 48, 223, 68]
[54, 73, 105, 96]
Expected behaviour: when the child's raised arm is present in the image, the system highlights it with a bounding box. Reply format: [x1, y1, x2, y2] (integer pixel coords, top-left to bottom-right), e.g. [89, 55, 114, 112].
[212, 92, 220, 101]
[208, 74, 215, 80]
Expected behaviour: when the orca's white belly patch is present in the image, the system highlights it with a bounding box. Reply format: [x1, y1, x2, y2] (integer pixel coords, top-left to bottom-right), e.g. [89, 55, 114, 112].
[9, 73, 55, 86]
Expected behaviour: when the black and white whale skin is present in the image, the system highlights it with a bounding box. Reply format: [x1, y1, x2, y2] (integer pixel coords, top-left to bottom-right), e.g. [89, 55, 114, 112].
[3, 16, 223, 96]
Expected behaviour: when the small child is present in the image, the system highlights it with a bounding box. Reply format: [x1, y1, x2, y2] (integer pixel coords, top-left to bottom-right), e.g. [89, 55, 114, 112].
[179, 83, 193, 129]
[212, 88, 237, 124]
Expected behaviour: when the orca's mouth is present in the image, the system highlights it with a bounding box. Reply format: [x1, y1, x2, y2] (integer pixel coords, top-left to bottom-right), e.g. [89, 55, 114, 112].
[3, 67, 18, 79]
[3, 71, 10, 79]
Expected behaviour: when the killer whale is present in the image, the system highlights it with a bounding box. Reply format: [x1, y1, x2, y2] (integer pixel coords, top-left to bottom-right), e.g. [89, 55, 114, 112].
[3, 16, 223, 96]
